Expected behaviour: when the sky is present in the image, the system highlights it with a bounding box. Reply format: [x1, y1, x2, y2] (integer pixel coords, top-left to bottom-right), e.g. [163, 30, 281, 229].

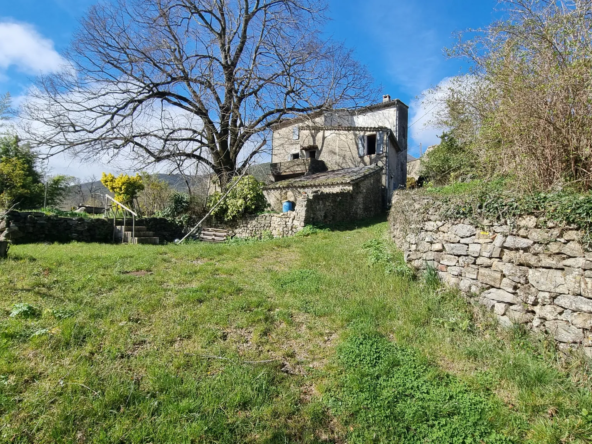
[0, 0, 500, 179]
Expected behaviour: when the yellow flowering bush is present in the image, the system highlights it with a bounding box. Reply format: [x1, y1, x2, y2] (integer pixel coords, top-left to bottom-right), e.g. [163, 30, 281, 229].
[101, 173, 145, 207]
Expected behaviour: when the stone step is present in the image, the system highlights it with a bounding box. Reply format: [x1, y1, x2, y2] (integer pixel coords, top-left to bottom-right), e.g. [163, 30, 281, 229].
[132, 237, 160, 245]
[116, 226, 149, 232]
[124, 231, 155, 238]
[200, 234, 227, 243]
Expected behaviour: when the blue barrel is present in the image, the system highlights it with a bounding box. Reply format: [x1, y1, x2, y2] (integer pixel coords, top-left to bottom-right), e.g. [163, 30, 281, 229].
[282, 201, 295, 212]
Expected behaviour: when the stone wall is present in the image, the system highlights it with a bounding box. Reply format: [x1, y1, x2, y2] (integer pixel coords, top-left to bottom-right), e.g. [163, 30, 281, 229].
[0, 212, 184, 244]
[390, 191, 592, 356]
[0, 211, 113, 244]
[215, 197, 307, 239]
[302, 172, 383, 225]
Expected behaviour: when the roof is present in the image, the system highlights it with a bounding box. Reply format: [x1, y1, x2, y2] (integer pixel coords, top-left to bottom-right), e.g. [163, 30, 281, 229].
[264, 165, 382, 190]
[271, 99, 409, 131]
[407, 154, 418, 162]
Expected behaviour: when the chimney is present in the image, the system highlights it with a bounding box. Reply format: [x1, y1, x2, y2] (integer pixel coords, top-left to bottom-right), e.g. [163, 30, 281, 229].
[383, 94, 391, 103]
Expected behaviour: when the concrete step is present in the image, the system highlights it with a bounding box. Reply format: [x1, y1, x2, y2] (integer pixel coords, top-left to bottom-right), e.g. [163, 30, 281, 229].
[132, 237, 160, 245]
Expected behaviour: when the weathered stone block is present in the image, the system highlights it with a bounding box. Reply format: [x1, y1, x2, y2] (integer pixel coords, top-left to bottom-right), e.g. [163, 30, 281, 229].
[450, 224, 476, 238]
[494, 303, 509, 316]
[459, 256, 476, 266]
[501, 278, 518, 293]
[444, 243, 468, 256]
[479, 268, 503, 288]
[535, 305, 564, 320]
[528, 228, 561, 243]
[441, 255, 458, 266]
[507, 308, 534, 324]
[529, 269, 569, 293]
[463, 266, 479, 280]
[448, 267, 463, 276]
[504, 236, 534, 250]
[476, 257, 493, 267]
[571, 313, 592, 329]
[563, 241, 584, 257]
[517, 285, 538, 305]
[555, 295, 592, 313]
[468, 244, 481, 257]
[546, 321, 584, 343]
[432, 243, 444, 252]
[482, 288, 519, 304]
[517, 215, 537, 228]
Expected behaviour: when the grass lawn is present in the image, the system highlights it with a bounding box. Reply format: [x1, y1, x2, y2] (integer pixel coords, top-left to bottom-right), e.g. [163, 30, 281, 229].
[1, 218, 592, 443]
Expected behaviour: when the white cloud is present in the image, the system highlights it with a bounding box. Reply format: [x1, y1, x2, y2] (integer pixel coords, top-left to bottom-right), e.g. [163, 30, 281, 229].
[408, 77, 456, 157]
[0, 22, 67, 75]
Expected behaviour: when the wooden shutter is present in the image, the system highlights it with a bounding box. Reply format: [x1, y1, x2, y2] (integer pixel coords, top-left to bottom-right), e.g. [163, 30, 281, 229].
[357, 135, 366, 157]
[377, 131, 384, 154]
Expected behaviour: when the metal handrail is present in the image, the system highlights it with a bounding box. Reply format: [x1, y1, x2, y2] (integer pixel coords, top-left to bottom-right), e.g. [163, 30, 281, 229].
[105, 194, 137, 244]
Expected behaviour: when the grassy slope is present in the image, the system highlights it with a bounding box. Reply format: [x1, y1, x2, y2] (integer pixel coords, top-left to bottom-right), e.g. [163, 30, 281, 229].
[1, 219, 592, 443]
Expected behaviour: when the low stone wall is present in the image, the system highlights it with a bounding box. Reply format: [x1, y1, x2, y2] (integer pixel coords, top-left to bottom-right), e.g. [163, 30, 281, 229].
[215, 198, 307, 239]
[0, 211, 184, 244]
[390, 191, 592, 356]
[0, 211, 113, 244]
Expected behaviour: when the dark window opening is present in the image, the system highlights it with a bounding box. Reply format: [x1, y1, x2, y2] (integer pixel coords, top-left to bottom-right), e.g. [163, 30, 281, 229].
[366, 134, 377, 155]
[306, 150, 317, 159]
[291, 152, 300, 160]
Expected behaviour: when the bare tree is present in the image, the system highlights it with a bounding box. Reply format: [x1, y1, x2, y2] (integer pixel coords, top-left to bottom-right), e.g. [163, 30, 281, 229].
[22, 0, 374, 186]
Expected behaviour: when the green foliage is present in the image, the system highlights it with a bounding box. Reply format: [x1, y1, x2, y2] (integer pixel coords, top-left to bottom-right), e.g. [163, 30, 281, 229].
[10, 303, 41, 319]
[158, 192, 190, 219]
[432, 182, 592, 246]
[208, 175, 267, 222]
[329, 332, 511, 443]
[0, 136, 72, 209]
[294, 225, 330, 237]
[420, 132, 477, 186]
[362, 239, 413, 278]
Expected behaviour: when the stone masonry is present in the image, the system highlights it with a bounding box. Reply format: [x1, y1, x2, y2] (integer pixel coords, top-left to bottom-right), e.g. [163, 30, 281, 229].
[0, 211, 184, 244]
[390, 191, 592, 357]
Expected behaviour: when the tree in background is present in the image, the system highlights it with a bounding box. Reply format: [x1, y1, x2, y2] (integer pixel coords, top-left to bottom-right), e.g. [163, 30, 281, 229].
[420, 133, 477, 186]
[136, 173, 174, 216]
[101, 173, 145, 208]
[208, 175, 266, 221]
[423, 0, 592, 191]
[0, 136, 71, 209]
[22, 0, 374, 187]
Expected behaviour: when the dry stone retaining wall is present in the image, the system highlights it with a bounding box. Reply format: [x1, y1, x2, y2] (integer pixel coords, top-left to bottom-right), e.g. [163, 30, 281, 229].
[0, 211, 184, 244]
[390, 191, 592, 356]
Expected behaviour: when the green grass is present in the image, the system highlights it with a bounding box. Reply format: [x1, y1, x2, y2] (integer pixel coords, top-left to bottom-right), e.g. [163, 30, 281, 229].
[1, 218, 592, 443]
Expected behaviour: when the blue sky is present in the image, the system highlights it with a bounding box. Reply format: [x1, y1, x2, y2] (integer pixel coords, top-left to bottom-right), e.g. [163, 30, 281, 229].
[0, 0, 500, 177]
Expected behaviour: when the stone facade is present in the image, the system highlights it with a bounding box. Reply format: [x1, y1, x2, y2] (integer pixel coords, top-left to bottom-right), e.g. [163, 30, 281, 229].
[263, 166, 383, 225]
[271, 98, 409, 204]
[389, 191, 592, 356]
[0, 211, 184, 244]
[216, 171, 383, 239]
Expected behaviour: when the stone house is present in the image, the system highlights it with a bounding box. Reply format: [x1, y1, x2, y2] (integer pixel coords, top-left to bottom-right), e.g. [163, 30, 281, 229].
[264, 165, 383, 224]
[270, 95, 409, 206]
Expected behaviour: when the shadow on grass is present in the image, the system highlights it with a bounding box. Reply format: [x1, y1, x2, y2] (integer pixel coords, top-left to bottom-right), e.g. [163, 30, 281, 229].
[311, 213, 388, 233]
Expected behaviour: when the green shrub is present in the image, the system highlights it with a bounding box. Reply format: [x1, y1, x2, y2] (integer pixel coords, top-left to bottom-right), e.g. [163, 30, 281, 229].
[421, 132, 477, 186]
[208, 175, 267, 222]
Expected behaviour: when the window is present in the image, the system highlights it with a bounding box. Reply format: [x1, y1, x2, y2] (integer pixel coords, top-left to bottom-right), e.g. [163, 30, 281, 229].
[293, 126, 300, 140]
[291, 152, 300, 160]
[305, 150, 317, 159]
[366, 134, 377, 155]
[357, 133, 383, 157]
